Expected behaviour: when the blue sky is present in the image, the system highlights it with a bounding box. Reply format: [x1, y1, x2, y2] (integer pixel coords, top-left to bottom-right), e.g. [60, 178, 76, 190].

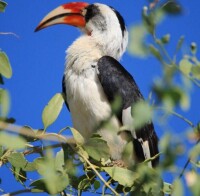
[1, 0, 200, 195]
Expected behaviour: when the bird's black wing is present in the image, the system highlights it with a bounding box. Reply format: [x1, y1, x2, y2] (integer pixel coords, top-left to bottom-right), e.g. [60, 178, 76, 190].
[62, 74, 70, 111]
[97, 56, 159, 167]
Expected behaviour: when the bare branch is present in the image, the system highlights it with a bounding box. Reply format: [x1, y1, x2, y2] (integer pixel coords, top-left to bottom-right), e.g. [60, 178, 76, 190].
[0, 32, 20, 39]
[23, 143, 63, 156]
[0, 121, 75, 145]
[154, 107, 195, 128]
[2, 189, 31, 196]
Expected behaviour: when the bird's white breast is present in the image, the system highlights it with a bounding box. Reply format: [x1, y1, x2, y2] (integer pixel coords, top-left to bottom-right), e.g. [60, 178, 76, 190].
[65, 64, 111, 137]
[64, 36, 128, 159]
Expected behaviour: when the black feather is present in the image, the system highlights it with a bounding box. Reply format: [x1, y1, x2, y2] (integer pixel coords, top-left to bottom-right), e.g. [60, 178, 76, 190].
[97, 56, 159, 166]
[62, 75, 69, 111]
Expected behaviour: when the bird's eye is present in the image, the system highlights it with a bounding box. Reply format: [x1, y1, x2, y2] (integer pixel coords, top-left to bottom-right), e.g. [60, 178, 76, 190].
[85, 4, 100, 22]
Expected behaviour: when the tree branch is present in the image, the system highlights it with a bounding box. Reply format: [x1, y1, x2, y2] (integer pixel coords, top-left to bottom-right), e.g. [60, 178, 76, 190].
[154, 107, 195, 128]
[23, 143, 63, 156]
[0, 32, 19, 39]
[0, 121, 75, 145]
[78, 151, 120, 196]
[2, 189, 32, 196]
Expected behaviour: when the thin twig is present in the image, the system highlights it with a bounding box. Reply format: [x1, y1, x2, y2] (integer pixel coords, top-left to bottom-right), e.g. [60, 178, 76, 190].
[155, 107, 200, 179]
[6, 164, 28, 182]
[0, 149, 13, 161]
[2, 189, 32, 196]
[23, 143, 63, 156]
[178, 138, 200, 179]
[0, 32, 19, 39]
[178, 69, 200, 88]
[154, 107, 195, 128]
[156, 39, 174, 65]
[143, 152, 162, 164]
[79, 152, 119, 196]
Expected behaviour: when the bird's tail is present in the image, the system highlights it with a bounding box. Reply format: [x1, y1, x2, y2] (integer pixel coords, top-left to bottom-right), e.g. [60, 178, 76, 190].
[133, 123, 159, 167]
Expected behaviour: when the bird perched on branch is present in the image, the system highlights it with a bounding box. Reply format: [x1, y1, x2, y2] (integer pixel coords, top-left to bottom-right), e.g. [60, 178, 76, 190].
[35, 2, 159, 167]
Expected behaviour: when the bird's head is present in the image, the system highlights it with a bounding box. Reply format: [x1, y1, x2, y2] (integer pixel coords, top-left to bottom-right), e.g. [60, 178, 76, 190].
[35, 2, 128, 59]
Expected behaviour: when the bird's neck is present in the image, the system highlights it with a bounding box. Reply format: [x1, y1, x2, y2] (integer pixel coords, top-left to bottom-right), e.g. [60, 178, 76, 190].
[68, 32, 127, 58]
[65, 34, 128, 73]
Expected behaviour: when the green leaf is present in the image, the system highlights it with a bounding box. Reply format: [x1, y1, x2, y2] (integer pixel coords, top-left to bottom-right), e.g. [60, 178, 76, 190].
[162, 1, 182, 15]
[0, 51, 12, 78]
[163, 182, 172, 194]
[70, 127, 85, 145]
[55, 149, 64, 172]
[8, 153, 27, 168]
[159, 133, 179, 167]
[0, 1, 7, 12]
[130, 165, 163, 195]
[142, 8, 155, 35]
[161, 34, 170, 44]
[0, 89, 10, 117]
[23, 162, 36, 171]
[172, 179, 183, 196]
[0, 133, 26, 149]
[19, 125, 36, 142]
[42, 93, 64, 130]
[191, 66, 200, 80]
[190, 144, 200, 160]
[45, 174, 69, 194]
[176, 36, 185, 52]
[159, 133, 171, 152]
[84, 137, 110, 161]
[34, 157, 50, 176]
[191, 42, 197, 55]
[131, 100, 152, 129]
[103, 167, 137, 187]
[13, 167, 27, 183]
[149, 44, 162, 62]
[179, 59, 192, 76]
[128, 24, 148, 58]
[111, 95, 122, 114]
[94, 180, 100, 190]
[7, 152, 35, 171]
[78, 178, 91, 191]
[122, 141, 135, 167]
[30, 179, 48, 193]
[34, 156, 69, 194]
[142, 8, 164, 34]
[0, 145, 3, 157]
[190, 161, 200, 168]
[185, 171, 200, 196]
[153, 84, 187, 109]
[179, 91, 190, 110]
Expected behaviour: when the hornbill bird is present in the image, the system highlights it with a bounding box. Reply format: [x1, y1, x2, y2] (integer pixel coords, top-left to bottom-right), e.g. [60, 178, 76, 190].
[35, 2, 159, 167]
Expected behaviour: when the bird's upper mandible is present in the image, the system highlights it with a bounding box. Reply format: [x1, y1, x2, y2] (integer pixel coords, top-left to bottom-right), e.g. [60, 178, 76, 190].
[35, 2, 128, 60]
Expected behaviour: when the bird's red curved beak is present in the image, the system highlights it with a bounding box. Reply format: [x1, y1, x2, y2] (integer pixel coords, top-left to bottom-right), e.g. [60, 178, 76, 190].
[35, 2, 89, 32]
